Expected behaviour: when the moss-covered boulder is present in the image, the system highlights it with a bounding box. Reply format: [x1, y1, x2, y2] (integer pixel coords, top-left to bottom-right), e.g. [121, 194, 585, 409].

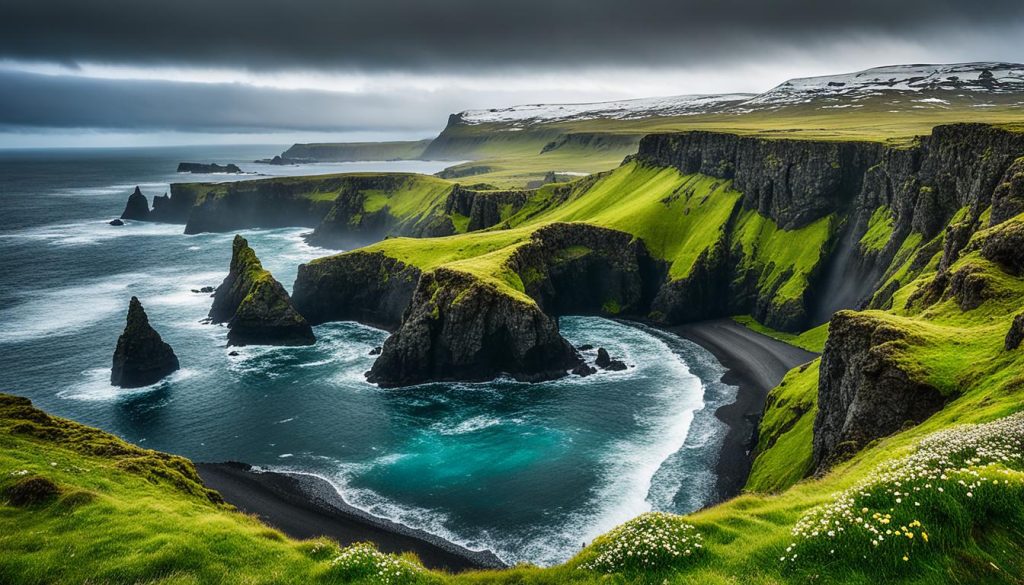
[209, 235, 315, 346]
[111, 297, 180, 388]
[120, 186, 151, 220]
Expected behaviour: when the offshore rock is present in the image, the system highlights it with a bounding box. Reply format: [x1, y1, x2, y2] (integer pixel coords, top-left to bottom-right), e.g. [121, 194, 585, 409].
[209, 235, 315, 346]
[812, 311, 946, 472]
[366, 268, 582, 388]
[109, 218, 124, 226]
[111, 297, 180, 388]
[120, 186, 151, 220]
[176, 162, 242, 174]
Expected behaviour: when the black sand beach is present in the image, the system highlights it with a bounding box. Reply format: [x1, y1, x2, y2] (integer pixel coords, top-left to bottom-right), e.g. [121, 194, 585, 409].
[196, 462, 505, 573]
[666, 318, 818, 500]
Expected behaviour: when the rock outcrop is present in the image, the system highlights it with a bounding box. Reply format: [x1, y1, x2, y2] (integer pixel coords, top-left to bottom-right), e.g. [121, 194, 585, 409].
[120, 186, 151, 220]
[111, 297, 180, 388]
[812, 311, 947, 472]
[1006, 313, 1024, 350]
[209, 235, 315, 346]
[292, 250, 421, 331]
[366, 268, 582, 387]
[176, 162, 242, 174]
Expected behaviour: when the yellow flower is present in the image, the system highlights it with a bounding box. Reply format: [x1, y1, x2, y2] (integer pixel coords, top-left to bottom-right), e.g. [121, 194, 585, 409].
[903, 555, 909, 562]
[922, 532, 928, 543]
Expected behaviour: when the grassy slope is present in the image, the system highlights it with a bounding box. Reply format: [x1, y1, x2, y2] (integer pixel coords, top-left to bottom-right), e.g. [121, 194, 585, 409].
[0, 394, 341, 585]
[316, 161, 836, 322]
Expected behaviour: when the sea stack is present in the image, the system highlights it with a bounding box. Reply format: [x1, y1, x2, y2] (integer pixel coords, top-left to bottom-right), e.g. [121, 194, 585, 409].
[209, 235, 315, 346]
[111, 297, 180, 388]
[120, 186, 151, 220]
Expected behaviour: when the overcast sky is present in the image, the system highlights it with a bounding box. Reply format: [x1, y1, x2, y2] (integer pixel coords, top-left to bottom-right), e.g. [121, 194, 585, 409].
[1, 0, 1023, 146]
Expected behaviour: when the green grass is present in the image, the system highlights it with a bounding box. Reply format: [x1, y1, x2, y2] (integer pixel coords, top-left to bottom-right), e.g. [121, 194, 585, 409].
[732, 316, 830, 352]
[746, 360, 820, 493]
[860, 206, 895, 252]
[732, 210, 836, 304]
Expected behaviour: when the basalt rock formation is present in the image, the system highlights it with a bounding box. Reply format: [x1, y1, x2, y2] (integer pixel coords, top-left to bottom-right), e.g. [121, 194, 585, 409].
[120, 187, 151, 220]
[111, 297, 180, 388]
[365, 268, 582, 387]
[293, 222, 658, 387]
[210, 235, 315, 347]
[176, 162, 242, 174]
[292, 251, 421, 331]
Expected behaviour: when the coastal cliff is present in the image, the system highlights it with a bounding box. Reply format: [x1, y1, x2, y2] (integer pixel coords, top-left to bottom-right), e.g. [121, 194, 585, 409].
[293, 124, 1024, 388]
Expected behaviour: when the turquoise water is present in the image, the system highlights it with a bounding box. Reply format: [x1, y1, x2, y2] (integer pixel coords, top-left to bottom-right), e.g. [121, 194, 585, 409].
[0, 146, 736, 565]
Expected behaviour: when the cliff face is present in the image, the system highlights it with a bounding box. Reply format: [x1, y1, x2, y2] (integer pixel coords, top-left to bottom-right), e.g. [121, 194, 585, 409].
[180, 183, 333, 235]
[444, 185, 529, 233]
[508, 223, 664, 317]
[111, 297, 179, 388]
[210, 235, 315, 346]
[635, 124, 1024, 329]
[292, 251, 421, 331]
[366, 268, 581, 387]
[812, 311, 946, 472]
[635, 132, 883, 230]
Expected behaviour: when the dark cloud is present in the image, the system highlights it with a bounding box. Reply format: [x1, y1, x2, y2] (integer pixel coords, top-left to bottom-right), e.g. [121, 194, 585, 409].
[2, 0, 1023, 71]
[0, 70, 455, 133]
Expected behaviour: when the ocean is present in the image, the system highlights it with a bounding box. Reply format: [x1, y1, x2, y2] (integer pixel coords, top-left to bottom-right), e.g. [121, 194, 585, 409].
[0, 145, 735, 566]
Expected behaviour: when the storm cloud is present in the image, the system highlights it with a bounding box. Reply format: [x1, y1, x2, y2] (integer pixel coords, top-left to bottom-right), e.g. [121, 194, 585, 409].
[1, 0, 1023, 144]
[2, 0, 1023, 71]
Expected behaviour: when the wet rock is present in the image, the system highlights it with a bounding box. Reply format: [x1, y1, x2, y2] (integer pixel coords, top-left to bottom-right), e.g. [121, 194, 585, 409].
[604, 360, 628, 371]
[209, 235, 315, 346]
[109, 218, 124, 226]
[812, 311, 947, 472]
[571, 363, 597, 377]
[120, 186, 151, 220]
[227, 351, 240, 357]
[369, 346, 382, 356]
[594, 348, 628, 371]
[111, 297, 180, 388]
[577, 344, 594, 351]
[1006, 313, 1024, 351]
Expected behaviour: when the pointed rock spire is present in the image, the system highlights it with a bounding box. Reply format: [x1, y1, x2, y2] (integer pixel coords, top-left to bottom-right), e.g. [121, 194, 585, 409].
[120, 186, 151, 220]
[209, 235, 315, 346]
[111, 297, 180, 388]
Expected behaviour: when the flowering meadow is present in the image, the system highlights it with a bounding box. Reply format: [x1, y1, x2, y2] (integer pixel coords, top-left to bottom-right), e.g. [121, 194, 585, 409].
[784, 412, 1024, 574]
[580, 511, 705, 575]
[326, 542, 433, 584]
